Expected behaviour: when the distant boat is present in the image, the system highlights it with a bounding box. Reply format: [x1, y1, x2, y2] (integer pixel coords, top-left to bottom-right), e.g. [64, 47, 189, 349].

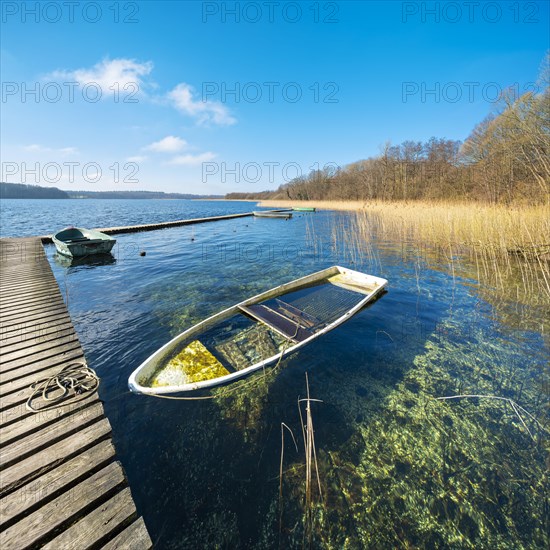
[52, 227, 116, 257]
[253, 211, 293, 219]
[293, 207, 316, 212]
[128, 266, 388, 395]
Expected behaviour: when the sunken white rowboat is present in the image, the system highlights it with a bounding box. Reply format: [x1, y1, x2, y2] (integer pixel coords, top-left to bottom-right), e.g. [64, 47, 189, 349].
[128, 266, 388, 395]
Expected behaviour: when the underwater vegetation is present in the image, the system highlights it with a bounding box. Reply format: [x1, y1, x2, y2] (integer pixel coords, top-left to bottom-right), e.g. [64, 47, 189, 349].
[51, 210, 548, 549]
[206, 214, 549, 548]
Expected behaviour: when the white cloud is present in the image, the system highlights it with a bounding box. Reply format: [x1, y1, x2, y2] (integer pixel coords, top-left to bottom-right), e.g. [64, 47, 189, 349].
[45, 57, 236, 126]
[169, 152, 217, 166]
[49, 58, 153, 98]
[145, 136, 187, 153]
[167, 83, 236, 126]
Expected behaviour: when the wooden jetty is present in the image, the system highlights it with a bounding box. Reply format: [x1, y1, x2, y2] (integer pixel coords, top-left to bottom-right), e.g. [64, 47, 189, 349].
[0, 238, 152, 548]
[39, 211, 254, 243]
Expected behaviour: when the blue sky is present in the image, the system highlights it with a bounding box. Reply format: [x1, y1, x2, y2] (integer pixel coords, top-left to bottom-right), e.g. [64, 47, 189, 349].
[1, 1, 548, 194]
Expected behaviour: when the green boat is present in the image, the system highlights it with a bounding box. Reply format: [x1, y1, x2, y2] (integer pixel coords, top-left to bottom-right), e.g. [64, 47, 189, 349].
[293, 207, 316, 212]
[52, 227, 116, 258]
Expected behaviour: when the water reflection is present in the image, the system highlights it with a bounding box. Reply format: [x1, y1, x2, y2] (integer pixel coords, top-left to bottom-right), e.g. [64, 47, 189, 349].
[53, 251, 116, 270]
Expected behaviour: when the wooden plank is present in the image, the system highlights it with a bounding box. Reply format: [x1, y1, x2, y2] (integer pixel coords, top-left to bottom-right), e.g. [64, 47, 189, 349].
[0, 417, 112, 494]
[0, 310, 71, 343]
[274, 298, 318, 328]
[0, 294, 63, 312]
[0, 287, 60, 304]
[0, 282, 56, 295]
[239, 303, 312, 342]
[0, 281, 60, 297]
[0, 461, 125, 549]
[0, 280, 62, 296]
[102, 517, 153, 550]
[1, 402, 104, 467]
[0, 321, 74, 353]
[0, 327, 75, 354]
[0, 392, 98, 447]
[0, 256, 46, 267]
[42, 487, 137, 549]
[0, 340, 83, 378]
[0, 296, 65, 318]
[0, 304, 69, 327]
[0, 439, 115, 529]
[0, 261, 50, 272]
[0, 294, 65, 314]
[0, 265, 52, 276]
[0, 350, 85, 394]
[0, 306, 68, 326]
[0, 333, 79, 367]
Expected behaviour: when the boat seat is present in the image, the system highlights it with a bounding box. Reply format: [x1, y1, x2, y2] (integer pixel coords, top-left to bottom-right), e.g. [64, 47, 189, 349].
[274, 299, 319, 329]
[238, 304, 313, 343]
[67, 238, 105, 244]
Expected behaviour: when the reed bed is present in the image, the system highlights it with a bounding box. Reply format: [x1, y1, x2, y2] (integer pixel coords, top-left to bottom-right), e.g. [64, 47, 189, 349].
[262, 199, 550, 303]
[353, 201, 550, 304]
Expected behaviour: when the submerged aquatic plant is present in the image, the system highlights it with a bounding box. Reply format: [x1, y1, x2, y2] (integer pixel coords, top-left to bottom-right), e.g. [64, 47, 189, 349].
[278, 373, 325, 548]
[436, 394, 547, 443]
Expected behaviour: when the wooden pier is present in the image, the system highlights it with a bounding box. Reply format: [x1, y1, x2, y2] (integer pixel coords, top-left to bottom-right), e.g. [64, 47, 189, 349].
[39, 211, 254, 243]
[0, 238, 152, 548]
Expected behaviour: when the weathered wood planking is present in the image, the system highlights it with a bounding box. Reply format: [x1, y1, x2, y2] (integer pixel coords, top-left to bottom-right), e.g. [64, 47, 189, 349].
[0, 237, 152, 549]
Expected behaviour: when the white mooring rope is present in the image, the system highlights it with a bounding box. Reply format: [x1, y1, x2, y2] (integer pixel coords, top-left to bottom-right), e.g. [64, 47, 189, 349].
[26, 362, 100, 412]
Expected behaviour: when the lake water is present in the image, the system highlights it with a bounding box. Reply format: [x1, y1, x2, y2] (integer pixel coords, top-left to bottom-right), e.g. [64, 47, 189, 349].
[0, 198, 255, 238]
[3, 199, 548, 549]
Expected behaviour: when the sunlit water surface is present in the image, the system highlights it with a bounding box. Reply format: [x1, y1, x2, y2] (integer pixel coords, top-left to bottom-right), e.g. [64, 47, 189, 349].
[8, 200, 546, 548]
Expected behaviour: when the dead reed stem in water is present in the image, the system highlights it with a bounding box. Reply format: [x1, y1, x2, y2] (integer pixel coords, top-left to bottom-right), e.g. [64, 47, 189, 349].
[298, 373, 324, 547]
[437, 394, 547, 442]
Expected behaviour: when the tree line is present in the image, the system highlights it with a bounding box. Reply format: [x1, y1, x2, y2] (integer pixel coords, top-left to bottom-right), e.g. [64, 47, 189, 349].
[227, 56, 549, 204]
[0, 182, 69, 199]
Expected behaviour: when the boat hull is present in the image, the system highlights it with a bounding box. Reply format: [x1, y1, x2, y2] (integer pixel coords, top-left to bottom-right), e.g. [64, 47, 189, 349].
[52, 227, 116, 258]
[253, 211, 293, 219]
[129, 266, 388, 395]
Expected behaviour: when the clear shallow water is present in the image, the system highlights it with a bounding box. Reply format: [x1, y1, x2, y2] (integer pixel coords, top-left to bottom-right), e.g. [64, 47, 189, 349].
[25, 202, 548, 548]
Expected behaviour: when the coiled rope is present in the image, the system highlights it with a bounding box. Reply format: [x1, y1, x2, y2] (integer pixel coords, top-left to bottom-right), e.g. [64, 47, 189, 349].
[26, 362, 100, 412]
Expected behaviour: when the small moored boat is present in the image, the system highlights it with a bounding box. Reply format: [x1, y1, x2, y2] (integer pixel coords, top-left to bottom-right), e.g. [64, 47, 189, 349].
[293, 207, 316, 212]
[128, 266, 388, 395]
[253, 210, 292, 219]
[52, 227, 116, 257]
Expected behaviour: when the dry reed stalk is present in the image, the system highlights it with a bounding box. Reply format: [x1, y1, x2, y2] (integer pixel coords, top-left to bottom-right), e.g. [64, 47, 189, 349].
[342, 201, 550, 303]
[298, 373, 324, 547]
[437, 394, 547, 442]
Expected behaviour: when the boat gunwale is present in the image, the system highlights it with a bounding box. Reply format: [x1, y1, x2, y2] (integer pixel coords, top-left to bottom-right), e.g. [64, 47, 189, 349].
[128, 266, 387, 395]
